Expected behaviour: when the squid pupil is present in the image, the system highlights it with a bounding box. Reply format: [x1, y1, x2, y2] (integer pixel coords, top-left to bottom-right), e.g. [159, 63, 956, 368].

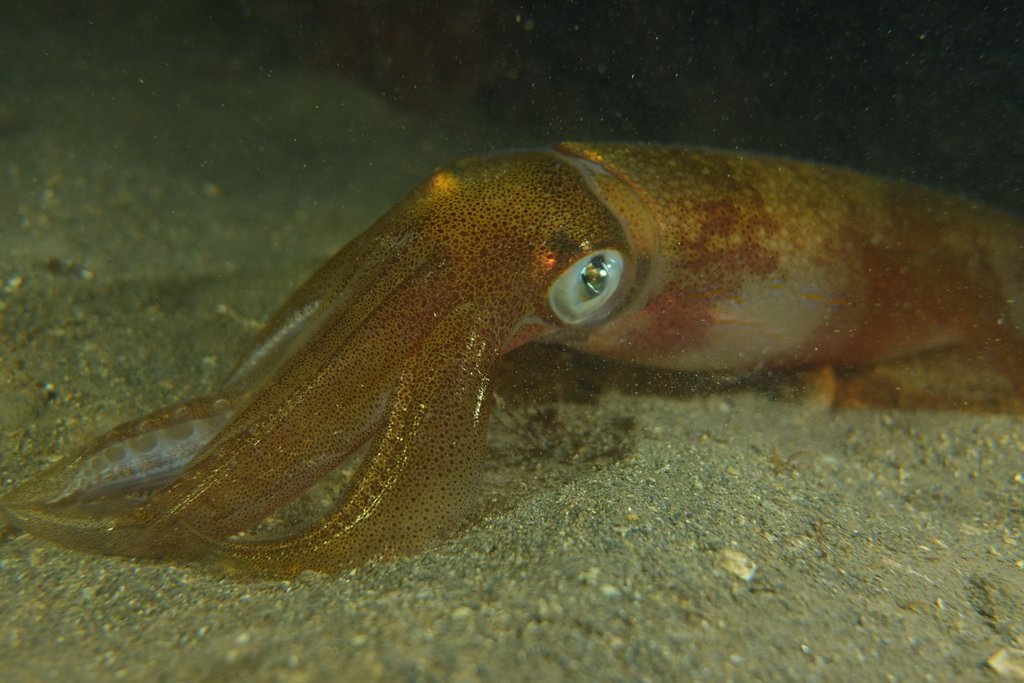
[581, 256, 609, 296]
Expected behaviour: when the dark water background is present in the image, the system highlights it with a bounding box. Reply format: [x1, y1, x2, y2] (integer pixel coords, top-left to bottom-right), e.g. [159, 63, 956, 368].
[8, 0, 1021, 211]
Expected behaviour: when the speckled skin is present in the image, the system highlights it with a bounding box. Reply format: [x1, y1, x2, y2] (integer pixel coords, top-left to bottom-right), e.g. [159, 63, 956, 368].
[3, 144, 1023, 575]
[558, 144, 1024, 377]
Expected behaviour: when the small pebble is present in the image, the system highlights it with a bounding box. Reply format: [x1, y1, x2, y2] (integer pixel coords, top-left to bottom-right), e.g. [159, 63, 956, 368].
[718, 548, 757, 582]
[988, 648, 1024, 680]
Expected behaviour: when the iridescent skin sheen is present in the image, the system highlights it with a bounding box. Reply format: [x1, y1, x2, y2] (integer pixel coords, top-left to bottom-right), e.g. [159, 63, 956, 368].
[3, 144, 1023, 575]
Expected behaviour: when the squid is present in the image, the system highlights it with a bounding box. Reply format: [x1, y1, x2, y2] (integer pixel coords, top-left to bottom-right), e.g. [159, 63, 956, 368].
[2, 143, 1022, 576]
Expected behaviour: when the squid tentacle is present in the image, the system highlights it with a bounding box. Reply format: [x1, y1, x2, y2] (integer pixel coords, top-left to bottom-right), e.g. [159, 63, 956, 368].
[192, 301, 508, 575]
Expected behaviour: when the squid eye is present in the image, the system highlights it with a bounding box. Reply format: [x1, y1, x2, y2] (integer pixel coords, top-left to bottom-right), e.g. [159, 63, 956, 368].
[548, 249, 625, 324]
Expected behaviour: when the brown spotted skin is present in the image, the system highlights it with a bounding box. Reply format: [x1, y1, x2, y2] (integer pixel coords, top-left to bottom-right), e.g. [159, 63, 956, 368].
[2, 144, 1022, 575]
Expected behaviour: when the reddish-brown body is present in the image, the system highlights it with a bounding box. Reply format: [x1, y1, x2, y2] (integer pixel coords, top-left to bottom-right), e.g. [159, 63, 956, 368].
[3, 144, 1022, 575]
